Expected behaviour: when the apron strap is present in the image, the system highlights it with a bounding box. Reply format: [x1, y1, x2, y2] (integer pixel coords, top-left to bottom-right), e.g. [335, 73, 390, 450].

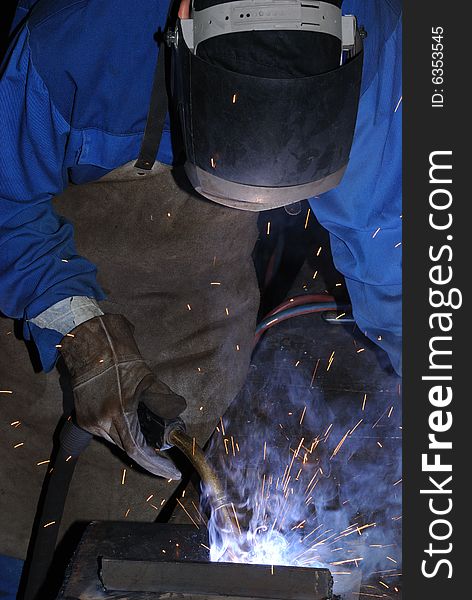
[134, 0, 178, 171]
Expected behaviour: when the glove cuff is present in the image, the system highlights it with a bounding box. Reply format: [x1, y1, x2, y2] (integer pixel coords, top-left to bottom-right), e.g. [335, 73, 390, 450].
[59, 313, 142, 380]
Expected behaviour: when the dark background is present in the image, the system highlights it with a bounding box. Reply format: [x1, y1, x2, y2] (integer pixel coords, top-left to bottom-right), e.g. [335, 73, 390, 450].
[1, 1, 18, 60]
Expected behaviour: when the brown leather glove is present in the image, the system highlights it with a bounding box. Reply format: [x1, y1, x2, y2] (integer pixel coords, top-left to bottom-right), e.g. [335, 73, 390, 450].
[59, 314, 187, 479]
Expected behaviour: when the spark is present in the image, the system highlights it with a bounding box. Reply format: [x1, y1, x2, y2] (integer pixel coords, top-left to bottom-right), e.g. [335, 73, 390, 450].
[267, 221, 271, 235]
[393, 478, 402, 486]
[395, 242, 402, 248]
[362, 393, 367, 410]
[323, 423, 333, 438]
[312, 270, 318, 280]
[232, 93, 238, 103]
[230, 503, 242, 535]
[335, 523, 376, 540]
[176, 498, 200, 529]
[299, 406, 307, 425]
[394, 95, 402, 112]
[200, 543, 210, 551]
[372, 227, 381, 239]
[349, 419, 363, 435]
[36, 460, 50, 466]
[187, 303, 192, 311]
[61, 258, 69, 262]
[10, 421, 21, 427]
[263, 441, 267, 461]
[316, 246, 322, 257]
[211, 282, 221, 286]
[210, 157, 216, 168]
[191, 500, 206, 524]
[146, 494, 154, 502]
[377, 442, 383, 448]
[357, 348, 365, 353]
[220, 417, 226, 435]
[43, 521, 56, 528]
[331, 430, 350, 459]
[386, 556, 397, 563]
[335, 312, 346, 320]
[372, 406, 390, 428]
[295, 360, 300, 367]
[304, 208, 311, 229]
[225, 307, 230, 315]
[13, 443, 24, 448]
[326, 351, 335, 371]
[379, 581, 389, 589]
[124, 508, 131, 517]
[121, 469, 127, 485]
[387, 406, 394, 418]
[330, 558, 363, 566]
[304, 471, 320, 495]
[65, 455, 72, 462]
[309, 358, 321, 388]
[236, 344, 240, 351]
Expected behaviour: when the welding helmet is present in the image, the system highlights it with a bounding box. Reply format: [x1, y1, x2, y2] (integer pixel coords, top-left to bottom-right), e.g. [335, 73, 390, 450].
[167, 0, 364, 210]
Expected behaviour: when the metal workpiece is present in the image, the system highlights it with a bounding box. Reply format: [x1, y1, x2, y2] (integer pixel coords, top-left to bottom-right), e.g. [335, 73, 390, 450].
[59, 522, 334, 599]
[100, 559, 333, 599]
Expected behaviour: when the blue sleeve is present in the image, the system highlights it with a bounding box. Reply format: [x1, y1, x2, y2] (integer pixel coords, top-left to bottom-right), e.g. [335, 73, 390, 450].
[309, 2, 402, 374]
[0, 27, 105, 370]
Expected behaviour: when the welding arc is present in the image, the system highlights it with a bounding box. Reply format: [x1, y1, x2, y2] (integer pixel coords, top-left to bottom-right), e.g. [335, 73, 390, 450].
[168, 428, 240, 536]
[254, 298, 350, 347]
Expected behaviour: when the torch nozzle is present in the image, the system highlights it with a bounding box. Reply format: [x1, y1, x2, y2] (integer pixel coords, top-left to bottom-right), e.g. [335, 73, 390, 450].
[168, 428, 240, 536]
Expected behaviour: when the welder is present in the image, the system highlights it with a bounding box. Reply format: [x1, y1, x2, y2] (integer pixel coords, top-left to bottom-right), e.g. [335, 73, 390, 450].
[0, 0, 402, 584]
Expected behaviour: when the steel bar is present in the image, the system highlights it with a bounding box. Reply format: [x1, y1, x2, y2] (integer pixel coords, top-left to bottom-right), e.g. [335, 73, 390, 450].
[100, 559, 333, 600]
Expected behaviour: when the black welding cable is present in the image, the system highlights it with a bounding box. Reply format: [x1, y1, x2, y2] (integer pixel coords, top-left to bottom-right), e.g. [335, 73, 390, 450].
[19, 419, 92, 600]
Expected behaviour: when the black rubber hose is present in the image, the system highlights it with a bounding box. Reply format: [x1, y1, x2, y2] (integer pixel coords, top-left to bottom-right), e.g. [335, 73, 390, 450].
[20, 419, 92, 600]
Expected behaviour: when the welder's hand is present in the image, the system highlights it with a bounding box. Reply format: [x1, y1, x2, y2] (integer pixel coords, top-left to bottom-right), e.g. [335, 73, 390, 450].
[59, 314, 187, 479]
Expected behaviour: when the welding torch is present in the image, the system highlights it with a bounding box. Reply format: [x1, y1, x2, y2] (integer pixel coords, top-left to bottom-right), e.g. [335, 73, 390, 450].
[138, 403, 240, 536]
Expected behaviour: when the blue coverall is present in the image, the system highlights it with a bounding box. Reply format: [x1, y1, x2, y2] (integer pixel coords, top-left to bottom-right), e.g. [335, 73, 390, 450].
[0, 0, 402, 373]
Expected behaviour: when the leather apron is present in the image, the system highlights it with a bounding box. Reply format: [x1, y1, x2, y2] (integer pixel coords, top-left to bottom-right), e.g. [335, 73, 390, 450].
[0, 162, 259, 558]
